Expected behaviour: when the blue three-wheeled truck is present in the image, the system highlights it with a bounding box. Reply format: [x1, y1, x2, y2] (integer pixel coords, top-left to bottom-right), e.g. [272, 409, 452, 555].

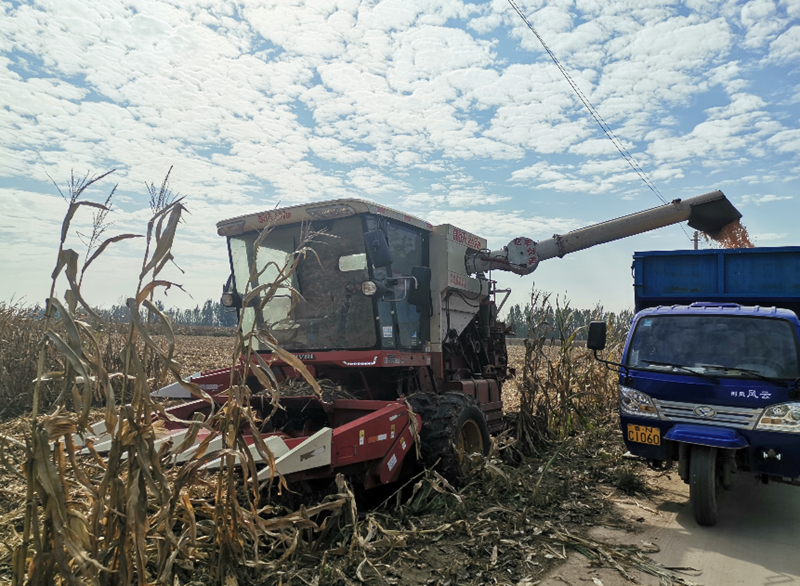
[589, 246, 800, 525]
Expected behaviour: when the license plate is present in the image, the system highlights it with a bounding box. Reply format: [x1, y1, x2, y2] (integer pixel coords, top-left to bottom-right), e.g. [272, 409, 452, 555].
[627, 424, 661, 446]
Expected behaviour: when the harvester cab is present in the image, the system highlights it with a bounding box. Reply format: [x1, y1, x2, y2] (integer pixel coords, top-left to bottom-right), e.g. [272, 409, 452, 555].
[96, 191, 741, 488]
[221, 203, 434, 363]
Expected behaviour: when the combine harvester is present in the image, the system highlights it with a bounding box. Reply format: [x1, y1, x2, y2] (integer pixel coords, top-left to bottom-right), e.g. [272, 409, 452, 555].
[83, 191, 741, 487]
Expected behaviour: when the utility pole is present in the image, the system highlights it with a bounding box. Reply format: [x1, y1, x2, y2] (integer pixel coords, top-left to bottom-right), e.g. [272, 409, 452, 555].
[692, 231, 700, 250]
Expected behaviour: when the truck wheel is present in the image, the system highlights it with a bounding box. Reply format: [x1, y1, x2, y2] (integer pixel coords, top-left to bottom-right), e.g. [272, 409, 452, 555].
[407, 392, 491, 485]
[690, 445, 721, 526]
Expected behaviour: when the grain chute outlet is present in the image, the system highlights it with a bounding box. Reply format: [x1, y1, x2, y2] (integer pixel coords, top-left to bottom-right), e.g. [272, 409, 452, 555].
[82, 191, 742, 489]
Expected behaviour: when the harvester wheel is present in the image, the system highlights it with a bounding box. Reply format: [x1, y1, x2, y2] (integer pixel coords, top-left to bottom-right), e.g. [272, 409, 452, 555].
[407, 392, 491, 485]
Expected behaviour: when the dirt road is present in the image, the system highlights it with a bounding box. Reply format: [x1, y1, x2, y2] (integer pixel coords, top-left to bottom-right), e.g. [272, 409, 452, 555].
[542, 470, 800, 586]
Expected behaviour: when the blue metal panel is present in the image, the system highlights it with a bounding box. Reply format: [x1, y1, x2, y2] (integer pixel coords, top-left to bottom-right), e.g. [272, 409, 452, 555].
[725, 250, 800, 296]
[638, 252, 718, 297]
[664, 424, 749, 449]
[629, 303, 800, 329]
[634, 246, 800, 311]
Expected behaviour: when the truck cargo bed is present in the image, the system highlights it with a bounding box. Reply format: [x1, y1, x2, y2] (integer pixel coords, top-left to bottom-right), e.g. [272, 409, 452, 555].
[633, 246, 800, 313]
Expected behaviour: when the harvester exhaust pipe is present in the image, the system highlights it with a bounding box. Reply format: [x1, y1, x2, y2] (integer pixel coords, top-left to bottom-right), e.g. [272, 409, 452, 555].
[468, 190, 741, 276]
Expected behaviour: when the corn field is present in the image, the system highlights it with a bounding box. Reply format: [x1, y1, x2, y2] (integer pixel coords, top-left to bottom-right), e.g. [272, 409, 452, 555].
[515, 290, 631, 455]
[0, 170, 703, 586]
[0, 170, 369, 586]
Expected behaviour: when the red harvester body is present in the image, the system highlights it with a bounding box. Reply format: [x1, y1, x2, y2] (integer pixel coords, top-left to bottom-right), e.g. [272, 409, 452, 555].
[82, 192, 741, 487]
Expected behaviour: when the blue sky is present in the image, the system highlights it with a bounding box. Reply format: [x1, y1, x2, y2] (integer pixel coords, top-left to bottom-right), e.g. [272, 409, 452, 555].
[1, 0, 798, 314]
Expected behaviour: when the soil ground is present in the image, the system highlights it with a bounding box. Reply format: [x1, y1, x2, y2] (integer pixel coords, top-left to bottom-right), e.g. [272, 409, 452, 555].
[540, 467, 800, 586]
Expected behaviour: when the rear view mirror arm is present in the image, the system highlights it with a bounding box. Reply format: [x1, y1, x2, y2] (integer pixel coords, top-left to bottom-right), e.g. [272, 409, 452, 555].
[592, 349, 625, 374]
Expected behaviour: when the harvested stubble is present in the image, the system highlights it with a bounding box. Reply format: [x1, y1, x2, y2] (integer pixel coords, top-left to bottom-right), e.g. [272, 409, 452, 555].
[273, 378, 358, 402]
[0, 412, 693, 586]
[0, 291, 685, 586]
[172, 334, 235, 376]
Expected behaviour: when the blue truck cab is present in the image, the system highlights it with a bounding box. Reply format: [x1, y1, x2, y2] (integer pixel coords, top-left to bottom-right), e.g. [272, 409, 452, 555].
[590, 246, 800, 526]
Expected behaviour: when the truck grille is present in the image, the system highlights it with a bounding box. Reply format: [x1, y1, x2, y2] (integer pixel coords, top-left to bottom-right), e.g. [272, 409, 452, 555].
[652, 399, 763, 430]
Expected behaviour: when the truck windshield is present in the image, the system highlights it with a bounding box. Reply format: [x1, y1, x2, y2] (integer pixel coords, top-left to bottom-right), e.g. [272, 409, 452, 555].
[626, 315, 800, 379]
[228, 216, 376, 351]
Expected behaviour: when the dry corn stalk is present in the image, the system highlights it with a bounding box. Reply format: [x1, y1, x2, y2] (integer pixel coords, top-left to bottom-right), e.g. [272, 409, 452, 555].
[11, 170, 204, 586]
[7, 173, 414, 586]
[517, 289, 630, 453]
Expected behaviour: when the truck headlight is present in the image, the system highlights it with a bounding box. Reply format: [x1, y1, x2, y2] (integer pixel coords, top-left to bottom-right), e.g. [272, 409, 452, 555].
[756, 402, 800, 433]
[619, 385, 659, 418]
[361, 280, 378, 296]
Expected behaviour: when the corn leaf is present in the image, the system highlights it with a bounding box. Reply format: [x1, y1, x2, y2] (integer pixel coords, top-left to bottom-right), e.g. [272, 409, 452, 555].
[59, 248, 102, 320]
[47, 298, 82, 354]
[125, 298, 169, 363]
[260, 339, 320, 395]
[43, 331, 93, 422]
[136, 281, 180, 306]
[75, 320, 117, 432]
[82, 233, 142, 276]
[140, 203, 184, 280]
[52, 248, 79, 281]
[60, 200, 108, 245]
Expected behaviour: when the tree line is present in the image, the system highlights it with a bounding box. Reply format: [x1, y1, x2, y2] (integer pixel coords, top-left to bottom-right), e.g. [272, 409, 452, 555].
[104, 298, 238, 328]
[39, 295, 627, 334]
[503, 301, 633, 340]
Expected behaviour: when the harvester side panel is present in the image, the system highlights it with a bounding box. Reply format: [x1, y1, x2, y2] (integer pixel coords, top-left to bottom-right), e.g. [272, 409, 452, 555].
[429, 226, 490, 353]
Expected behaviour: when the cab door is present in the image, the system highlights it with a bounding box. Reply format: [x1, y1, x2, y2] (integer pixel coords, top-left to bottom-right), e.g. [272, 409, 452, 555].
[385, 221, 428, 351]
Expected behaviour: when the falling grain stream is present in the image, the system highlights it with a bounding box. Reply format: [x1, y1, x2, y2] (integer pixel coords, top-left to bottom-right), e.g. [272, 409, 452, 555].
[704, 218, 754, 249]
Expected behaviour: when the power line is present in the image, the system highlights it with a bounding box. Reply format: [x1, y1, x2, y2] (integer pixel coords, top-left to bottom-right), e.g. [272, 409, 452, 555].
[506, 0, 672, 208]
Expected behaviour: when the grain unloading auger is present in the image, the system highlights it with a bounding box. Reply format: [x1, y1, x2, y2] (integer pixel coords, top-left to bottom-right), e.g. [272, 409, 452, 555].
[79, 190, 741, 487]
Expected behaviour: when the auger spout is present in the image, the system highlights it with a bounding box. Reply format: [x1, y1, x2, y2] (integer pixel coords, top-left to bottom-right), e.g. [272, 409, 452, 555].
[466, 190, 741, 275]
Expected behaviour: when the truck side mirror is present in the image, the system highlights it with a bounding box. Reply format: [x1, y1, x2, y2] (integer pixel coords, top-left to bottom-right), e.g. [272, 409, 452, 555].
[364, 230, 393, 268]
[587, 321, 607, 350]
[408, 266, 431, 308]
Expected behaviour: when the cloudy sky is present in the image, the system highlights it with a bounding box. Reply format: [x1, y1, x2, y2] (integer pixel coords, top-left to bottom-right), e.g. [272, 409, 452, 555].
[1, 0, 798, 315]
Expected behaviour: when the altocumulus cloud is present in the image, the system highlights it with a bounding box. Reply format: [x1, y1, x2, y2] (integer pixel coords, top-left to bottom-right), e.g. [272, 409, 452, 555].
[0, 0, 798, 313]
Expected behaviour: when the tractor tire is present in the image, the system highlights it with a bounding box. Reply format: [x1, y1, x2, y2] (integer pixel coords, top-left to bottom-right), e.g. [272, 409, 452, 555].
[407, 392, 491, 485]
[689, 445, 721, 526]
